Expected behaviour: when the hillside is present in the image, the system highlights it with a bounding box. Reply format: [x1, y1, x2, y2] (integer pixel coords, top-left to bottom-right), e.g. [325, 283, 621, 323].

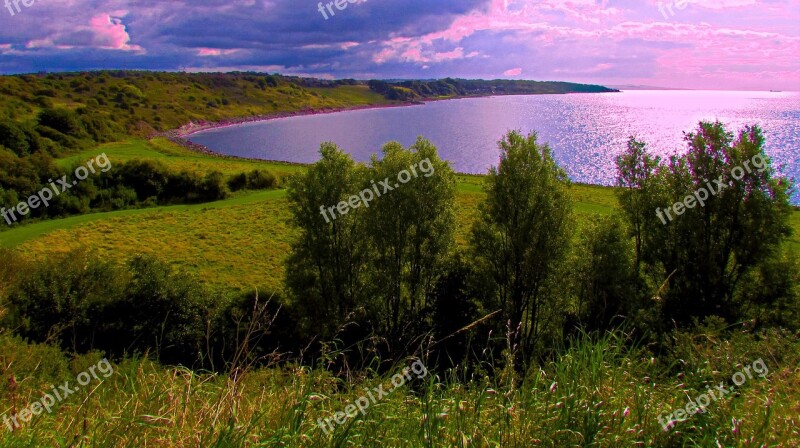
[0, 72, 616, 136]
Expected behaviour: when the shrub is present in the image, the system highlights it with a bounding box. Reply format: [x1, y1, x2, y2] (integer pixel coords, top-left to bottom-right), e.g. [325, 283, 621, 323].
[0, 122, 30, 156]
[246, 169, 277, 189]
[6, 251, 120, 353]
[227, 169, 278, 192]
[37, 108, 85, 137]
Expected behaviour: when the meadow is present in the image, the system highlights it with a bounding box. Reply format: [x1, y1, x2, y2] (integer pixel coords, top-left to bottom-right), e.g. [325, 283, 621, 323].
[0, 138, 630, 292]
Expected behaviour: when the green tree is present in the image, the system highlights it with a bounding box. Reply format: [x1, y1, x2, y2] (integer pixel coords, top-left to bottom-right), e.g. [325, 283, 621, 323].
[615, 137, 661, 274]
[470, 131, 573, 357]
[364, 137, 456, 338]
[285, 143, 370, 338]
[572, 215, 636, 332]
[617, 122, 794, 326]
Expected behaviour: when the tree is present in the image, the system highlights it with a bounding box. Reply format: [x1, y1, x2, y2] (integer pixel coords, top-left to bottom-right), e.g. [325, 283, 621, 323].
[470, 131, 573, 358]
[572, 215, 636, 332]
[617, 122, 794, 326]
[364, 137, 456, 339]
[285, 143, 370, 338]
[615, 137, 661, 274]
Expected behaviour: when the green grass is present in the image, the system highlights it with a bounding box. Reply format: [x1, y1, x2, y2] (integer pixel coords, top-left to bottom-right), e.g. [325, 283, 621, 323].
[1, 190, 291, 292]
[306, 85, 392, 106]
[0, 328, 797, 447]
[59, 138, 307, 179]
[0, 183, 617, 292]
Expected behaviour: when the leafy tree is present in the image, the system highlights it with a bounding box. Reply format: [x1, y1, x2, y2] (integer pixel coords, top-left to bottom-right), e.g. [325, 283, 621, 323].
[364, 137, 456, 338]
[285, 143, 370, 338]
[615, 137, 661, 273]
[572, 215, 636, 332]
[616, 122, 794, 326]
[470, 131, 573, 357]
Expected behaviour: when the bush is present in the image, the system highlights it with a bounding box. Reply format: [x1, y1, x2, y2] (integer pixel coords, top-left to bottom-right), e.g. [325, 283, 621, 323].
[101, 255, 208, 366]
[37, 108, 85, 138]
[199, 171, 229, 201]
[246, 169, 277, 189]
[6, 251, 120, 353]
[227, 172, 248, 191]
[228, 169, 278, 191]
[0, 122, 29, 156]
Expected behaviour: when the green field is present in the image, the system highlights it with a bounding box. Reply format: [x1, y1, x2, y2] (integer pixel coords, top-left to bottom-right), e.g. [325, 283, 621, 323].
[2, 138, 797, 292]
[0, 139, 619, 290]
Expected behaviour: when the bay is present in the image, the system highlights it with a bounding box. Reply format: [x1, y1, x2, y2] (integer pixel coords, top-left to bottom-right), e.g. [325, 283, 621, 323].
[189, 90, 800, 202]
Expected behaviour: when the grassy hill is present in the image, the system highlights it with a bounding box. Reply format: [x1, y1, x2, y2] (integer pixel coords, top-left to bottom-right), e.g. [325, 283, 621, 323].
[0, 72, 392, 135]
[1, 138, 797, 292]
[0, 72, 616, 137]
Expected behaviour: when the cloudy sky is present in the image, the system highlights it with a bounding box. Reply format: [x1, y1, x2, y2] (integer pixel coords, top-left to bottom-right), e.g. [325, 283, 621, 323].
[1, 0, 798, 90]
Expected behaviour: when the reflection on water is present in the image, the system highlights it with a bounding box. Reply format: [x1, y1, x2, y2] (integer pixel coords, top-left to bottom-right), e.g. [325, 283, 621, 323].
[189, 90, 800, 203]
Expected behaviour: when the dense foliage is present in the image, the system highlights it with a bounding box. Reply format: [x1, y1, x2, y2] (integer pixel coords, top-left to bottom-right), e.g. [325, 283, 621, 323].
[280, 124, 797, 369]
[0, 148, 277, 225]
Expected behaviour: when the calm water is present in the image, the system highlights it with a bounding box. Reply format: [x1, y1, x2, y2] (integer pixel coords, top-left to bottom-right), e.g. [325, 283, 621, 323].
[189, 90, 800, 202]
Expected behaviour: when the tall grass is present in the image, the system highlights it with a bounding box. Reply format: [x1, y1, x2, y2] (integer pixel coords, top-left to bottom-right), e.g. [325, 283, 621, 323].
[1, 327, 796, 447]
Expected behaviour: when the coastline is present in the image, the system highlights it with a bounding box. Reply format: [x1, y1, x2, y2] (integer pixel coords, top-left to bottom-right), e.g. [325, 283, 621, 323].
[158, 101, 422, 160]
[160, 90, 620, 162]
[172, 101, 421, 138]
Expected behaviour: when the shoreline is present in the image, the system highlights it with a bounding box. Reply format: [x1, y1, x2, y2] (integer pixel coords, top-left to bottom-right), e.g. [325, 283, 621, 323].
[158, 90, 620, 164]
[158, 101, 423, 160]
[171, 101, 422, 138]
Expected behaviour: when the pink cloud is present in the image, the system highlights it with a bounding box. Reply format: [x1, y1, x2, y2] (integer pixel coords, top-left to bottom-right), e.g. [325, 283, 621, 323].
[88, 13, 143, 52]
[504, 67, 523, 76]
[372, 0, 800, 89]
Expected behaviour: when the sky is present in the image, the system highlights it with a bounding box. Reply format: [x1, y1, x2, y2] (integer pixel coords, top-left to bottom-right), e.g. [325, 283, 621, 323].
[0, 0, 798, 90]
